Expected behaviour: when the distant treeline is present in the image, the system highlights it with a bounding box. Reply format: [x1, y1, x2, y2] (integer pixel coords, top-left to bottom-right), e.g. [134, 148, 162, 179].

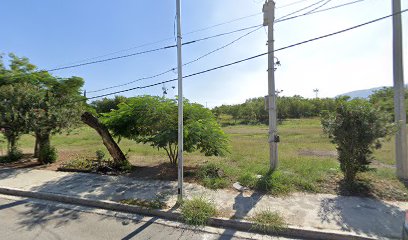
[211, 87, 408, 125]
[212, 96, 338, 125]
[89, 87, 407, 125]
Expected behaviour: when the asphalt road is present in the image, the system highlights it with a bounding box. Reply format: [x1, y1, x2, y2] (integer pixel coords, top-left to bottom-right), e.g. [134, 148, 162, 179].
[0, 195, 297, 240]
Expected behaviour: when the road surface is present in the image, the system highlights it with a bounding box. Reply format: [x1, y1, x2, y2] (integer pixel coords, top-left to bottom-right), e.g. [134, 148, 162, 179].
[0, 195, 297, 240]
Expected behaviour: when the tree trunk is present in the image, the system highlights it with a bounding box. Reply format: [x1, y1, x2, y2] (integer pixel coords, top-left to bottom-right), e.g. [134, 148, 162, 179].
[81, 112, 127, 168]
[37, 132, 50, 164]
[34, 134, 40, 158]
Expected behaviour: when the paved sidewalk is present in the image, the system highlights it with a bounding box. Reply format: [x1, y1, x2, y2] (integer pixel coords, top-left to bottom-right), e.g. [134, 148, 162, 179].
[0, 168, 405, 239]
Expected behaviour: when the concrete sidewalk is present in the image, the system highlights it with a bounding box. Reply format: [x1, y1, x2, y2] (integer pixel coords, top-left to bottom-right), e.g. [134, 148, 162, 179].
[0, 168, 405, 239]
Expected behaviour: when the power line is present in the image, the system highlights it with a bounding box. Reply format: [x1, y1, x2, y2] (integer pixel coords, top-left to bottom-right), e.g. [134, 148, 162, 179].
[275, 0, 328, 21]
[276, 0, 365, 23]
[49, 12, 262, 69]
[276, 0, 313, 9]
[47, 24, 262, 72]
[88, 26, 263, 93]
[86, 9, 407, 100]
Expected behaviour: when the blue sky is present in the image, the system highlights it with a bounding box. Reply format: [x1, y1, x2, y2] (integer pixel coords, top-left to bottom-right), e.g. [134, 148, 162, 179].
[1, 0, 407, 107]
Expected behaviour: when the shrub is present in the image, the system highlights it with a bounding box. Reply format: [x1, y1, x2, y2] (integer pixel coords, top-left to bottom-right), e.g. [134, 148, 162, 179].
[181, 196, 217, 226]
[197, 163, 228, 189]
[39, 145, 57, 164]
[321, 99, 394, 184]
[0, 146, 23, 163]
[95, 150, 105, 162]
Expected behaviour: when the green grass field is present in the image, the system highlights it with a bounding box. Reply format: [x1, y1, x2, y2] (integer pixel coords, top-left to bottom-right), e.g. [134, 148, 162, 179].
[1, 118, 406, 200]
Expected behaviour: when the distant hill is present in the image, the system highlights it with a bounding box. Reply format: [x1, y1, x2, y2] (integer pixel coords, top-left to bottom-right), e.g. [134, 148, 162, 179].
[337, 86, 388, 99]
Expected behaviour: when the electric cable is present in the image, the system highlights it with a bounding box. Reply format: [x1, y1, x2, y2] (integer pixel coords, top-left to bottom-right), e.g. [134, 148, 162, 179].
[86, 9, 408, 100]
[88, 26, 263, 93]
[276, 0, 365, 23]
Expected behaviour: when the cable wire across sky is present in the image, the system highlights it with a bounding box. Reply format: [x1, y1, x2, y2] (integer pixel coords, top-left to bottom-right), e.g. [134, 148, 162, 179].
[85, 9, 408, 101]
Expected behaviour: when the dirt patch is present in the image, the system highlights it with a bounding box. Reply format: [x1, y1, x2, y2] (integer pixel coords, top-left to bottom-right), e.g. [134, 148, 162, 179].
[298, 149, 337, 158]
[0, 154, 42, 169]
[125, 162, 197, 182]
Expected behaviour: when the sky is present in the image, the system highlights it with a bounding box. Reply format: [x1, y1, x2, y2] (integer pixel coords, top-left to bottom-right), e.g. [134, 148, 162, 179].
[1, 0, 407, 108]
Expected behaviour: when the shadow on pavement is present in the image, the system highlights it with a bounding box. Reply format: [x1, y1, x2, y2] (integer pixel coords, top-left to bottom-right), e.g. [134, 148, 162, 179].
[219, 191, 263, 240]
[318, 195, 404, 239]
[30, 172, 176, 203]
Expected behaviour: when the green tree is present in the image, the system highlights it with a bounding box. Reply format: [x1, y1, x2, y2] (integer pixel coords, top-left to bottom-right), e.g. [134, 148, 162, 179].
[90, 96, 127, 114]
[321, 99, 394, 184]
[0, 83, 40, 155]
[0, 53, 85, 163]
[103, 96, 229, 165]
[369, 87, 408, 120]
[31, 77, 85, 163]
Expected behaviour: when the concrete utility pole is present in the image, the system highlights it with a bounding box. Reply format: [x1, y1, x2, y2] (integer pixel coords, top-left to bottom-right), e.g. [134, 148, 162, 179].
[176, 0, 184, 201]
[263, 0, 279, 171]
[392, 0, 408, 179]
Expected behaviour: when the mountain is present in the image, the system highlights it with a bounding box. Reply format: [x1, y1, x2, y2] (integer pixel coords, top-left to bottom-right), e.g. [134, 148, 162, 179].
[337, 86, 388, 99]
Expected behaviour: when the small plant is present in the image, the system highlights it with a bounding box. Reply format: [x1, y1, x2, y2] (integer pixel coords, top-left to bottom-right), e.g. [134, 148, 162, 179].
[181, 196, 217, 226]
[61, 157, 93, 171]
[250, 210, 287, 233]
[238, 172, 258, 188]
[0, 146, 23, 163]
[95, 149, 105, 162]
[197, 163, 228, 189]
[7, 146, 23, 162]
[39, 145, 57, 164]
[255, 171, 292, 195]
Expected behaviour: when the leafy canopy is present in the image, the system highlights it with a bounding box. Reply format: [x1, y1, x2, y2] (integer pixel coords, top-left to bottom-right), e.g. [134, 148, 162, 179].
[102, 96, 229, 164]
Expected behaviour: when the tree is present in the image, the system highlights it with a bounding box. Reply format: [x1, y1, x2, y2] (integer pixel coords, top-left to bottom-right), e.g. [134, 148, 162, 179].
[90, 96, 127, 114]
[81, 112, 127, 168]
[369, 87, 408, 120]
[31, 77, 85, 163]
[103, 96, 229, 165]
[321, 99, 394, 184]
[0, 83, 40, 155]
[0, 53, 85, 163]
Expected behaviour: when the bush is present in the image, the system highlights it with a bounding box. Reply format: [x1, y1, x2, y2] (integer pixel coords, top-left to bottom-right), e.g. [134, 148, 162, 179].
[321, 99, 394, 184]
[181, 196, 217, 226]
[197, 163, 228, 189]
[39, 145, 57, 164]
[0, 147, 23, 163]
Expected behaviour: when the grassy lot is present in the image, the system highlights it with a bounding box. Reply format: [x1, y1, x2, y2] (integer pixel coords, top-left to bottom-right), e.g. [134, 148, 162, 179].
[1, 118, 406, 200]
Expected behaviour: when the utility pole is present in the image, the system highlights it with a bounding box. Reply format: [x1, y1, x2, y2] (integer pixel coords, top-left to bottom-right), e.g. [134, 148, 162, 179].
[392, 0, 408, 179]
[263, 0, 278, 171]
[176, 0, 184, 202]
[313, 89, 319, 99]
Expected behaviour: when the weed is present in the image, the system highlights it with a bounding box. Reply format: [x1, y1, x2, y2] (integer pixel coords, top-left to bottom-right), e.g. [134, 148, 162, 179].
[238, 173, 258, 188]
[181, 196, 217, 226]
[250, 210, 287, 233]
[119, 197, 166, 209]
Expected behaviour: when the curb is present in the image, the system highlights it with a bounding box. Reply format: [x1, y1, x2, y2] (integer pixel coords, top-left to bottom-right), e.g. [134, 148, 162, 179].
[0, 187, 376, 240]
